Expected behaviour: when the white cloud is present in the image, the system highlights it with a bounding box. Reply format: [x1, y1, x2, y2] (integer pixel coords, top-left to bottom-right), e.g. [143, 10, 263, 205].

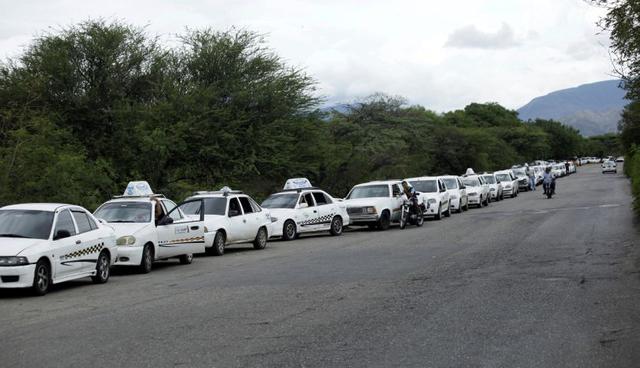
[0, 0, 613, 112]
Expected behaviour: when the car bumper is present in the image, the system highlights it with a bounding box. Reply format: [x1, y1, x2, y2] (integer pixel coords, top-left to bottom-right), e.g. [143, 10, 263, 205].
[489, 191, 499, 199]
[423, 205, 439, 216]
[348, 214, 380, 225]
[468, 196, 481, 205]
[503, 188, 514, 195]
[450, 199, 460, 210]
[0, 264, 36, 288]
[114, 245, 144, 266]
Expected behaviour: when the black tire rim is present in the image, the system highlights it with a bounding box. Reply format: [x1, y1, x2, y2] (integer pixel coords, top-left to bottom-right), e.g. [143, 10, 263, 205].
[332, 218, 342, 234]
[285, 222, 296, 239]
[36, 264, 49, 292]
[98, 254, 109, 280]
[185, 254, 193, 263]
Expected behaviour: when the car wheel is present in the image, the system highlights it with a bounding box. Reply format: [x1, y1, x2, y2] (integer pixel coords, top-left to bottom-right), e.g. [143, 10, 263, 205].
[139, 244, 153, 274]
[91, 251, 110, 284]
[464, 200, 469, 211]
[434, 205, 442, 220]
[207, 231, 225, 256]
[32, 259, 51, 296]
[282, 220, 297, 241]
[253, 227, 268, 250]
[444, 205, 451, 217]
[378, 211, 391, 230]
[330, 216, 343, 236]
[179, 254, 193, 265]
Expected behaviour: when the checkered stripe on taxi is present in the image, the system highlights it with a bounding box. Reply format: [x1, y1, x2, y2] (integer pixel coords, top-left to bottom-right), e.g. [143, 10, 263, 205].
[60, 243, 104, 261]
[299, 213, 335, 227]
[158, 236, 205, 247]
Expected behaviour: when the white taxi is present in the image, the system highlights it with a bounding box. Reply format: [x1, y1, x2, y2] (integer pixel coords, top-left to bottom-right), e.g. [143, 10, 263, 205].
[494, 170, 519, 198]
[405, 176, 451, 220]
[461, 175, 490, 207]
[440, 175, 468, 213]
[0, 203, 117, 295]
[481, 173, 504, 202]
[261, 179, 349, 240]
[183, 188, 273, 256]
[94, 182, 205, 273]
[343, 180, 404, 230]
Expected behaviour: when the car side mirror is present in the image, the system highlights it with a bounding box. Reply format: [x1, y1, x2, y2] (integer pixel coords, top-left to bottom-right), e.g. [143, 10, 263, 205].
[229, 209, 240, 217]
[496, 180, 501, 184]
[158, 216, 173, 226]
[298, 203, 308, 209]
[54, 229, 71, 240]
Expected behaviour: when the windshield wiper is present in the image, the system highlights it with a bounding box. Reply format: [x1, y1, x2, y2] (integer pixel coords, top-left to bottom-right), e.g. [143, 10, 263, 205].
[107, 220, 136, 223]
[0, 233, 32, 238]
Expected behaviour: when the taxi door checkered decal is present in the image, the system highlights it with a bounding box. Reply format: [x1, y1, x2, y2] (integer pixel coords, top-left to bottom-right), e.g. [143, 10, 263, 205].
[60, 242, 104, 265]
[158, 236, 205, 247]
[299, 213, 334, 227]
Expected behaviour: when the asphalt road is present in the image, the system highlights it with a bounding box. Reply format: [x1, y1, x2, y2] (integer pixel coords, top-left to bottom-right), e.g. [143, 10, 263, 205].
[1, 164, 639, 368]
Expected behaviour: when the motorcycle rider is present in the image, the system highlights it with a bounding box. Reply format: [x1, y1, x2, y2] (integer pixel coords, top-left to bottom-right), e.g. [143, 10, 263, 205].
[401, 180, 421, 214]
[542, 167, 556, 196]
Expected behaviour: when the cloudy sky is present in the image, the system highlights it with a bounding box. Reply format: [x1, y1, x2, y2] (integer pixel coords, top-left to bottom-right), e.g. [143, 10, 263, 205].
[0, 0, 613, 111]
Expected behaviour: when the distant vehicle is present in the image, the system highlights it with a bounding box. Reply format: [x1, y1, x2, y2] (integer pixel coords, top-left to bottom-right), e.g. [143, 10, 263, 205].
[261, 180, 349, 240]
[616, 156, 625, 162]
[461, 175, 490, 207]
[511, 167, 530, 191]
[344, 180, 404, 230]
[184, 188, 272, 256]
[440, 175, 469, 213]
[481, 173, 504, 201]
[494, 170, 519, 198]
[405, 176, 451, 220]
[0, 203, 117, 295]
[94, 181, 203, 273]
[602, 161, 617, 174]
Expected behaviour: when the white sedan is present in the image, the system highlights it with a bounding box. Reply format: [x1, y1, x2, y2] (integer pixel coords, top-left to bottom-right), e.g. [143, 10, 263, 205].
[184, 188, 273, 256]
[440, 175, 469, 213]
[0, 203, 117, 295]
[405, 176, 451, 220]
[94, 184, 205, 273]
[481, 173, 504, 202]
[262, 188, 349, 240]
[461, 175, 490, 207]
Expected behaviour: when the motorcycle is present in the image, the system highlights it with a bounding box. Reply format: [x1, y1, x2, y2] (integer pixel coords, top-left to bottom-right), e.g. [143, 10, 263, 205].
[543, 180, 555, 199]
[399, 195, 425, 229]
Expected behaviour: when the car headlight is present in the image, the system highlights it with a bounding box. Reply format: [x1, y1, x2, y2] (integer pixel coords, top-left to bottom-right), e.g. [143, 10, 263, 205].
[427, 198, 437, 204]
[490, 188, 496, 191]
[469, 192, 478, 196]
[116, 235, 137, 246]
[0, 256, 29, 266]
[365, 207, 377, 214]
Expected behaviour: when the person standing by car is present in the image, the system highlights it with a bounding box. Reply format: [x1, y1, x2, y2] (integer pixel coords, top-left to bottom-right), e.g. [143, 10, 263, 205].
[526, 164, 536, 191]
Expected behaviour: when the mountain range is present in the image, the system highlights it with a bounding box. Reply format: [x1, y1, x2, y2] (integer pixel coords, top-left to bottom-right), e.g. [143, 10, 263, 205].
[517, 79, 628, 136]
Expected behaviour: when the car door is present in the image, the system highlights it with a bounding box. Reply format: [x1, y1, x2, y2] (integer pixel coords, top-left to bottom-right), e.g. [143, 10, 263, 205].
[296, 192, 319, 232]
[70, 209, 104, 274]
[457, 178, 467, 206]
[437, 180, 448, 209]
[238, 196, 261, 240]
[51, 209, 83, 280]
[226, 197, 251, 242]
[311, 191, 334, 231]
[156, 199, 205, 256]
[390, 184, 403, 221]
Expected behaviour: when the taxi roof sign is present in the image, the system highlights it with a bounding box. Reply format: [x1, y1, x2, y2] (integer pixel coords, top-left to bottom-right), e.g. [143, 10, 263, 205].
[124, 181, 154, 196]
[283, 178, 312, 190]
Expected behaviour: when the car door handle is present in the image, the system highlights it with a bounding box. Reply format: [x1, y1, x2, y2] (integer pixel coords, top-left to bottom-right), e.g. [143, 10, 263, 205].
[190, 226, 199, 230]
[75, 240, 81, 244]
[313, 210, 317, 213]
[243, 219, 247, 223]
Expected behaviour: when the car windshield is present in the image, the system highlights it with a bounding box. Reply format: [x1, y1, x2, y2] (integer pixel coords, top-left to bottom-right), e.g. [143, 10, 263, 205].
[94, 202, 151, 223]
[513, 169, 526, 176]
[347, 185, 389, 199]
[442, 178, 458, 189]
[462, 178, 480, 187]
[482, 176, 496, 184]
[409, 180, 438, 193]
[0, 210, 54, 240]
[496, 174, 510, 182]
[262, 193, 298, 209]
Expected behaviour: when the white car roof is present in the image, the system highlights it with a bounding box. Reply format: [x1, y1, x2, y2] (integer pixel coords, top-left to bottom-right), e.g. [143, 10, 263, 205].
[1, 203, 79, 212]
[439, 175, 460, 179]
[405, 176, 438, 181]
[353, 180, 400, 187]
[104, 197, 159, 204]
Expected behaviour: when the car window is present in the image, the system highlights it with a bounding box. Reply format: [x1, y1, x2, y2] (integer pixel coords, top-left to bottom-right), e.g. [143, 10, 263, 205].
[54, 210, 76, 238]
[239, 197, 254, 214]
[229, 198, 242, 216]
[300, 193, 315, 207]
[312, 192, 329, 205]
[71, 210, 93, 233]
[392, 185, 401, 197]
[162, 199, 177, 213]
[248, 197, 262, 212]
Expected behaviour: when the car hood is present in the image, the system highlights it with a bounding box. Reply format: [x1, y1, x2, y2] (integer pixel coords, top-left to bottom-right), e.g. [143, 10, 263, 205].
[106, 222, 152, 237]
[344, 198, 389, 207]
[0, 237, 49, 256]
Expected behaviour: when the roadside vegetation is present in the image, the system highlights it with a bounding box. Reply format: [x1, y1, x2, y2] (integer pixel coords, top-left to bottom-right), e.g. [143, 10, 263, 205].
[596, 0, 640, 213]
[0, 20, 616, 209]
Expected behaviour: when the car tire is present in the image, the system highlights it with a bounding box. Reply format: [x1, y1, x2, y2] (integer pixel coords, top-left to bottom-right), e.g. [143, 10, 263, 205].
[253, 227, 268, 250]
[282, 220, 297, 241]
[139, 244, 153, 274]
[91, 251, 110, 284]
[179, 254, 193, 265]
[330, 216, 343, 236]
[434, 205, 442, 220]
[464, 200, 469, 211]
[378, 211, 391, 230]
[444, 205, 451, 217]
[32, 259, 51, 296]
[207, 231, 225, 256]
